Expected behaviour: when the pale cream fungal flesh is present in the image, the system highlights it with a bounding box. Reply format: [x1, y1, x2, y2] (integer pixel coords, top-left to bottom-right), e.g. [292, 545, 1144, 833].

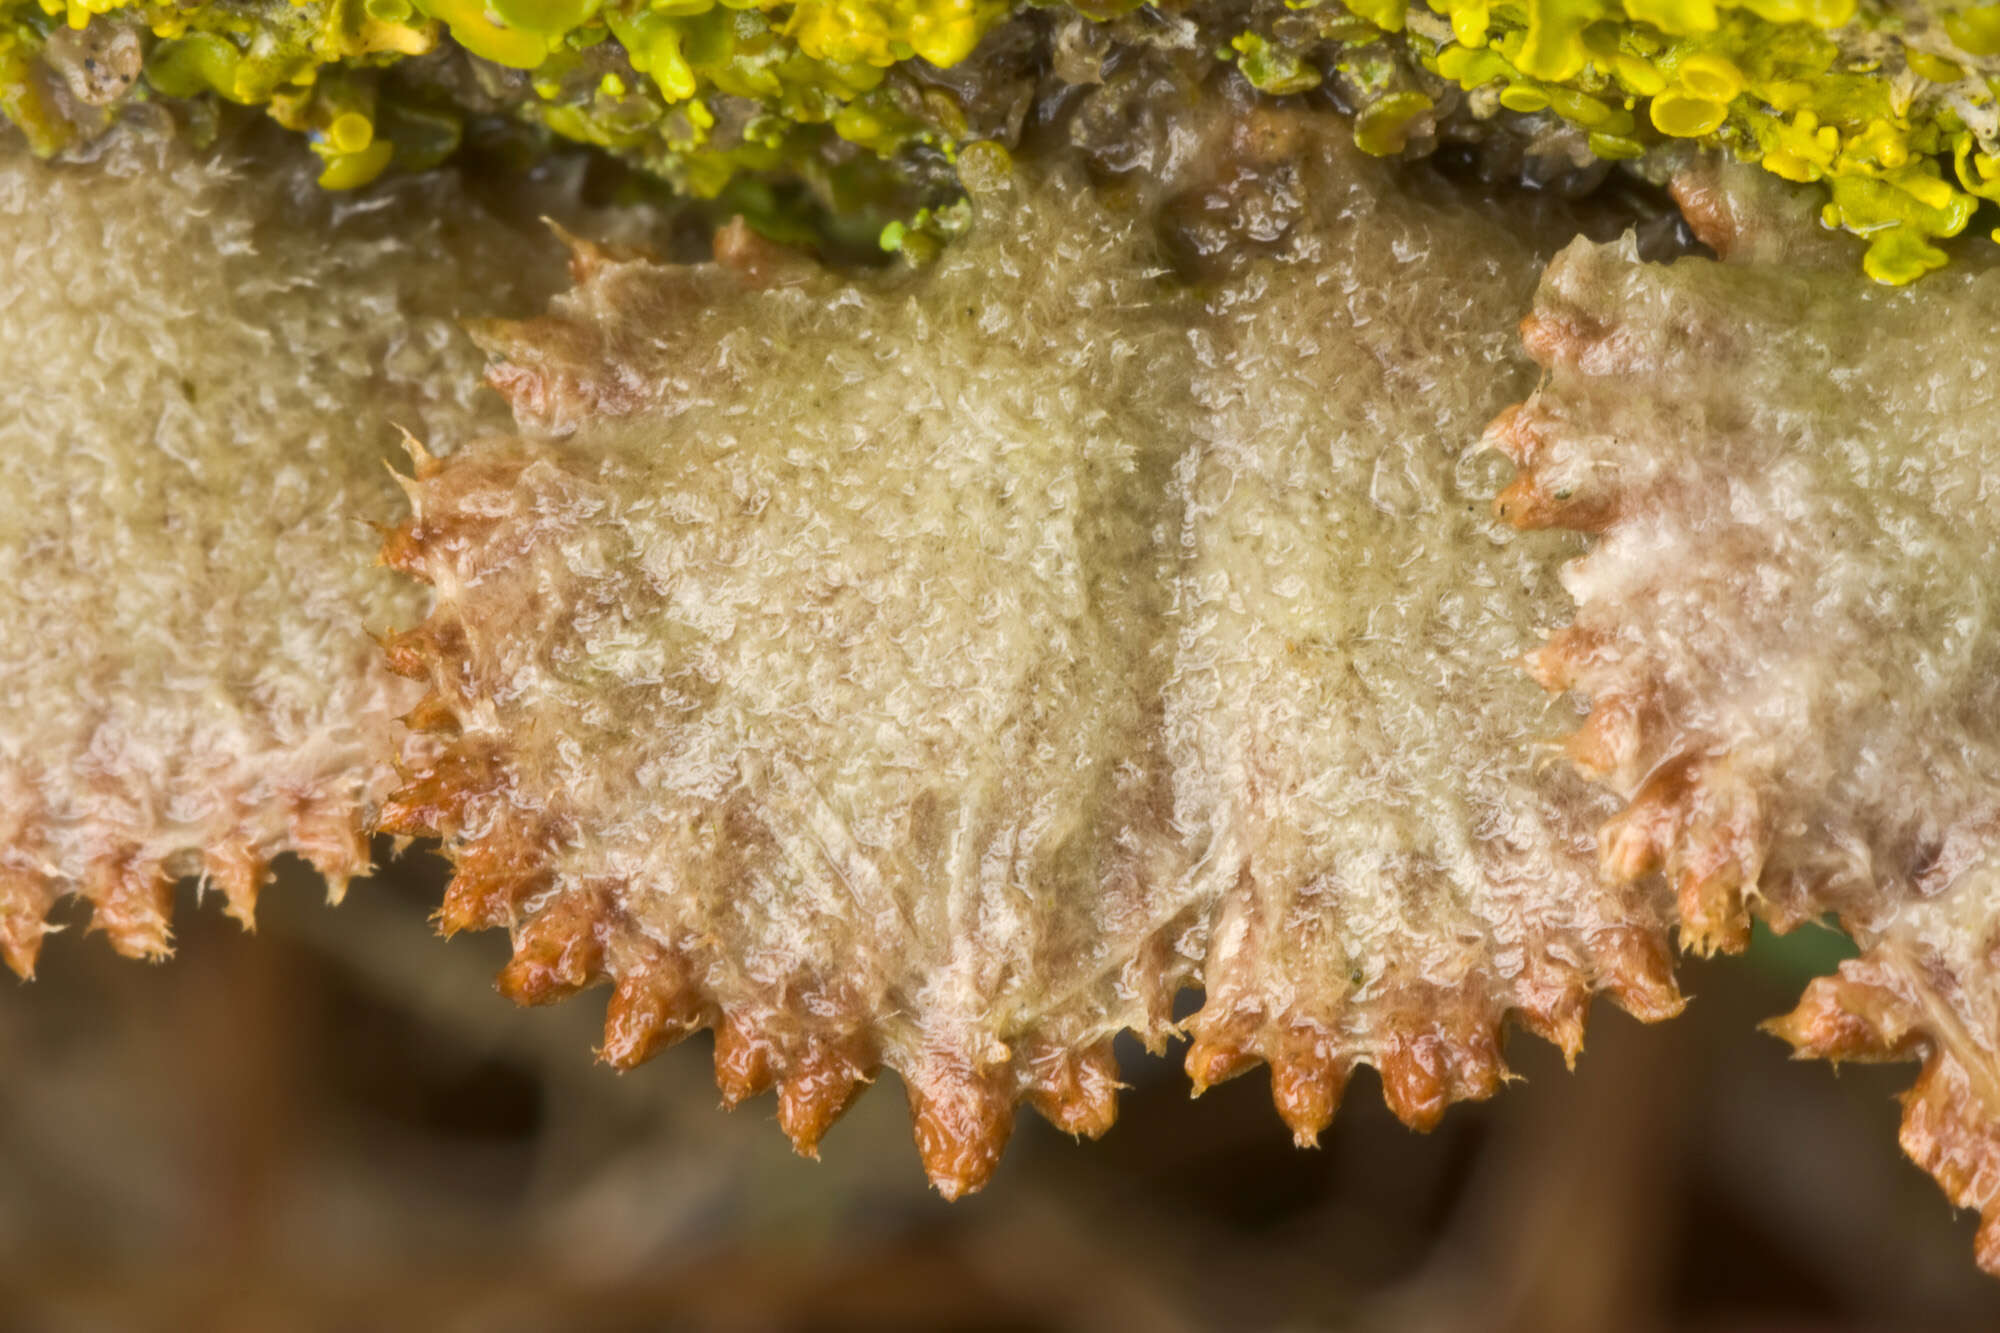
[386, 152, 1199, 1197]
[1496, 231, 2000, 1273]
[0, 123, 569, 972]
[383, 116, 1683, 1194]
[1167, 128, 1683, 1145]
[13, 79, 2000, 1279]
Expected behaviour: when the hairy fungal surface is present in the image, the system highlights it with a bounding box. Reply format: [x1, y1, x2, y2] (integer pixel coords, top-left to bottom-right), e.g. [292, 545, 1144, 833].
[0, 123, 570, 976]
[1495, 234, 2000, 1271]
[388, 150, 1199, 1198]
[1164, 123, 1684, 1145]
[384, 115, 1683, 1196]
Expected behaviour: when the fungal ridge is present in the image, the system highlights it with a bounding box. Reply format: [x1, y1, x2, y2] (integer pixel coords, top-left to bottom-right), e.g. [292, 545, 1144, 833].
[376, 146, 1696, 1197]
[378, 432, 1138, 1199]
[1484, 270, 1771, 959]
[1491, 230, 2000, 1275]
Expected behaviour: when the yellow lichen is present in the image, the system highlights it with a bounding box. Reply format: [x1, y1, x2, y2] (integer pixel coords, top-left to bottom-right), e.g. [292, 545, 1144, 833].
[0, 0, 987, 196]
[8, 0, 2000, 276]
[1399, 0, 2000, 279]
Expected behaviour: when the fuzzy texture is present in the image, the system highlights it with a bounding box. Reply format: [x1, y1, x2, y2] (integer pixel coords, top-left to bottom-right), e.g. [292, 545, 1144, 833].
[0, 124, 561, 974]
[1164, 128, 1684, 1145]
[1495, 231, 2000, 1272]
[383, 119, 1683, 1197]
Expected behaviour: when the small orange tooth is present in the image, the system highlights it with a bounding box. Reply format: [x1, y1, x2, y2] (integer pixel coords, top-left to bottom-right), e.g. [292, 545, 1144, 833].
[1667, 769, 1765, 956]
[464, 315, 522, 360]
[1453, 1020, 1509, 1105]
[374, 788, 440, 838]
[1599, 808, 1667, 885]
[201, 838, 268, 930]
[393, 426, 441, 481]
[1976, 1210, 2000, 1279]
[1025, 1040, 1120, 1140]
[712, 216, 815, 289]
[1519, 311, 1608, 370]
[713, 1012, 777, 1107]
[1567, 694, 1642, 779]
[87, 857, 174, 961]
[1185, 1029, 1260, 1095]
[1764, 968, 1913, 1062]
[292, 804, 369, 903]
[1600, 757, 1703, 886]
[1667, 172, 1740, 259]
[436, 866, 545, 936]
[400, 691, 459, 736]
[1377, 1014, 1510, 1133]
[1896, 1055, 1996, 1216]
[1376, 1032, 1450, 1131]
[1529, 626, 1607, 693]
[379, 748, 496, 838]
[497, 890, 608, 1006]
[777, 1036, 875, 1159]
[1675, 863, 1753, 957]
[907, 1070, 1015, 1201]
[0, 871, 57, 980]
[379, 616, 469, 684]
[599, 969, 703, 1070]
[542, 220, 650, 284]
[1480, 402, 1543, 466]
[1492, 470, 1617, 533]
[1492, 473, 1548, 529]
[381, 624, 439, 681]
[482, 360, 545, 418]
[1515, 973, 1591, 1069]
[379, 520, 430, 580]
[1593, 925, 1685, 1024]
[467, 316, 616, 425]
[1270, 1043, 1345, 1148]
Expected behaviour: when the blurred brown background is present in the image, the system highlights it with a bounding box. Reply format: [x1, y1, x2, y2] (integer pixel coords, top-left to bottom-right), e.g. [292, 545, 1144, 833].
[2, 847, 1995, 1333]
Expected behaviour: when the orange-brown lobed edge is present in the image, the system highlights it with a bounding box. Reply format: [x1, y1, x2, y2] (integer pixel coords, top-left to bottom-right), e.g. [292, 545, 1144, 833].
[1489, 320, 2000, 1276]
[378, 448, 1694, 1191]
[373, 244, 1695, 1194]
[1769, 956, 2000, 1274]
[2, 799, 375, 979]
